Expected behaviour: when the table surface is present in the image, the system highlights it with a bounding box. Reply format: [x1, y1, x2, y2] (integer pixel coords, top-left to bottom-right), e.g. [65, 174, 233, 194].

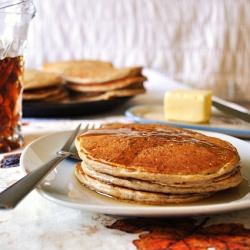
[1, 69, 250, 250]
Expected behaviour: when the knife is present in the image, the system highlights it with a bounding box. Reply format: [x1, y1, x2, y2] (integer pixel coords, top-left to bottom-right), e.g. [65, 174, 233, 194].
[212, 96, 250, 123]
[0, 124, 82, 209]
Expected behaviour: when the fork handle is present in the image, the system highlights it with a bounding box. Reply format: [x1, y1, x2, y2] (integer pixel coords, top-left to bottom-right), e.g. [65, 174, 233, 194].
[0, 153, 70, 209]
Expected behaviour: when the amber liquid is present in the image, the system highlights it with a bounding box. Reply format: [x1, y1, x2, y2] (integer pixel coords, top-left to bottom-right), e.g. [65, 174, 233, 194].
[0, 56, 24, 152]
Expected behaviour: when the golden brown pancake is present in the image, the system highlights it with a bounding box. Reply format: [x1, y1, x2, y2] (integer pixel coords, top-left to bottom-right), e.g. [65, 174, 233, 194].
[24, 69, 62, 90]
[23, 86, 67, 101]
[23, 69, 67, 102]
[75, 164, 212, 204]
[80, 162, 242, 194]
[63, 66, 143, 84]
[65, 76, 146, 92]
[74, 123, 242, 204]
[43, 60, 146, 102]
[68, 87, 145, 102]
[75, 123, 241, 184]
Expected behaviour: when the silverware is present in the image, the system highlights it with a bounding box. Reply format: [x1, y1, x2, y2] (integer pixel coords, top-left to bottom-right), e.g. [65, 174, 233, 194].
[57, 124, 97, 161]
[212, 96, 250, 123]
[57, 144, 81, 161]
[0, 123, 86, 209]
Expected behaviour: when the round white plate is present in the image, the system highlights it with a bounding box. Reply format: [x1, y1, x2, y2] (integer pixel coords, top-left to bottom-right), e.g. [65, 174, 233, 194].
[20, 130, 250, 217]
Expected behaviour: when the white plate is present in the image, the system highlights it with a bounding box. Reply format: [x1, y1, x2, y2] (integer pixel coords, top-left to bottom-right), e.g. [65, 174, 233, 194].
[126, 105, 250, 138]
[20, 130, 250, 217]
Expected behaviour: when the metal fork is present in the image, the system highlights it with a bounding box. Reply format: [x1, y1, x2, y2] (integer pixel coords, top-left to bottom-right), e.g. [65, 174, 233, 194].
[57, 123, 97, 161]
[0, 123, 93, 209]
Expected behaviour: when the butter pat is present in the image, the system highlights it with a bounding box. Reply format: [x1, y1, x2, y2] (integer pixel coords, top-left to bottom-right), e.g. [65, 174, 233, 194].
[164, 89, 212, 123]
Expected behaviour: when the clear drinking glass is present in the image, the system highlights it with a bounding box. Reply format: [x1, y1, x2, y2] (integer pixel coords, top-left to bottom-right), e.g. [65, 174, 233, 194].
[0, 0, 35, 152]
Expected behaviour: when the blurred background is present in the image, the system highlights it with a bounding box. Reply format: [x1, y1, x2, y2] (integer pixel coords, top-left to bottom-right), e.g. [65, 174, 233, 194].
[25, 0, 250, 101]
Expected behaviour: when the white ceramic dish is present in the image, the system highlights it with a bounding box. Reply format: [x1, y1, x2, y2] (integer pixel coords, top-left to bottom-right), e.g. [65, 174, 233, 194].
[126, 105, 250, 138]
[20, 130, 250, 217]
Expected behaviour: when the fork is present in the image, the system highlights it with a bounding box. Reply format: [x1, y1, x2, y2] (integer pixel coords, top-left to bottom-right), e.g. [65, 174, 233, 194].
[57, 123, 97, 161]
[0, 123, 94, 209]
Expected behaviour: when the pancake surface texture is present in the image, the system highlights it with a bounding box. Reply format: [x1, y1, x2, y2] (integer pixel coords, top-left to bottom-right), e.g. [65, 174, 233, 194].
[75, 124, 242, 204]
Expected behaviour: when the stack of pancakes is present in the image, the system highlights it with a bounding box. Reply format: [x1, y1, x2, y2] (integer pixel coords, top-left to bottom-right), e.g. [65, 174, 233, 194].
[44, 60, 146, 102]
[75, 123, 242, 204]
[23, 69, 66, 102]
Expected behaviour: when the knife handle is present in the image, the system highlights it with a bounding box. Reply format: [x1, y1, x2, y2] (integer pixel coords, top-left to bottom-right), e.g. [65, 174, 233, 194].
[0, 154, 70, 209]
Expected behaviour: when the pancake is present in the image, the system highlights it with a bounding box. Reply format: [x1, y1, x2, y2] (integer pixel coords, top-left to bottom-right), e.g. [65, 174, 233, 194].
[75, 123, 242, 204]
[65, 76, 146, 92]
[75, 123, 241, 185]
[70, 87, 145, 102]
[75, 164, 212, 204]
[23, 86, 66, 101]
[43, 60, 146, 102]
[63, 66, 143, 84]
[45, 89, 68, 101]
[81, 162, 242, 194]
[43, 60, 113, 74]
[23, 69, 67, 102]
[24, 69, 62, 90]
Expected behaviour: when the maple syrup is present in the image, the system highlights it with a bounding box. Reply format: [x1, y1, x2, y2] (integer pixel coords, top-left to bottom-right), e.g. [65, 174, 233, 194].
[84, 127, 216, 147]
[0, 56, 24, 152]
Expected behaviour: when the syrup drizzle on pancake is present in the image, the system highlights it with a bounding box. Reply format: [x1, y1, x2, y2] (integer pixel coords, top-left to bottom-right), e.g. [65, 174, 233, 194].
[79, 124, 238, 175]
[84, 127, 217, 147]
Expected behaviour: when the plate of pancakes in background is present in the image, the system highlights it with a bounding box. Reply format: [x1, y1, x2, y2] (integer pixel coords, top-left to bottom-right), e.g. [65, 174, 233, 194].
[23, 60, 146, 117]
[20, 123, 250, 217]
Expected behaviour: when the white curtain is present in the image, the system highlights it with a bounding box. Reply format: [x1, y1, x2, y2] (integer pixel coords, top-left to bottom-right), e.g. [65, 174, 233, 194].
[26, 0, 250, 101]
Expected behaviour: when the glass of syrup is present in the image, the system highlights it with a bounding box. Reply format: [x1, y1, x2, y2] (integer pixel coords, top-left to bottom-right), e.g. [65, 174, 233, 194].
[0, 1, 35, 152]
